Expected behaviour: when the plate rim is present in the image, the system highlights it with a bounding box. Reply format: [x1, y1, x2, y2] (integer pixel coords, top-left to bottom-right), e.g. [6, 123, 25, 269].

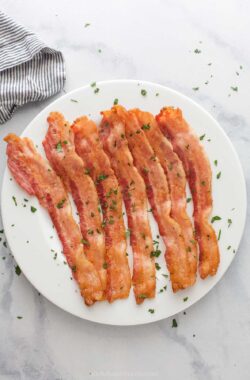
[1, 79, 247, 326]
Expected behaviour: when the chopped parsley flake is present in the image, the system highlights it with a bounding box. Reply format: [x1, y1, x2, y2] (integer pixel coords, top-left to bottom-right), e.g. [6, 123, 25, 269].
[168, 163, 173, 171]
[227, 245, 231, 250]
[113, 98, 119, 105]
[91, 82, 96, 87]
[56, 199, 66, 209]
[55, 141, 62, 152]
[231, 86, 238, 92]
[70, 99, 78, 103]
[125, 229, 130, 239]
[71, 265, 77, 272]
[84, 23, 90, 28]
[94, 88, 100, 94]
[183, 297, 188, 302]
[199, 134, 206, 141]
[172, 319, 178, 328]
[162, 274, 168, 278]
[108, 217, 114, 225]
[192, 87, 199, 91]
[103, 262, 108, 269]
[194, 49, 201, 54]
[17, 316, 23, 319]
[228, 218, 232, 228]
[12, 196, 17, 206]
[31, 206, 37, 213]
[155, 263, 161, 271]
[142, 124, 151, 130]
[211, 215, 221, 223]
[148, 309, 155, 314]
[214, 160, 218, 166]
[15, 265, 21, 276]
[216, 172, 221, 179]
[187, 197, 192, 203]
[218, 229, 221, 241]
[81, 239, 90, 246]
[141, 89, 147, 96]
[150, 249, 161, 258]
[96, 174, 108, 182]
[138, 294, 147, 299]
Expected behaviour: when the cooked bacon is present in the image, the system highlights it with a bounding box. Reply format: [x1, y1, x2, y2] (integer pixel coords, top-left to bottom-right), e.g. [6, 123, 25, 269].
[4, 134, 103, 305]
[99, 108, 156, 304]
[112, 106, 195, 292]
[72, 117, 131, 302]
[131, 109, 198, 279]
[43, 112, 106, 293]
[156, 107, 220, 278]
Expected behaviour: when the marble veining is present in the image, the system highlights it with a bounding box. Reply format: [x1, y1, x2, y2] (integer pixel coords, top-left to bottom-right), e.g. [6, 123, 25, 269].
[0, 0, 250, 379]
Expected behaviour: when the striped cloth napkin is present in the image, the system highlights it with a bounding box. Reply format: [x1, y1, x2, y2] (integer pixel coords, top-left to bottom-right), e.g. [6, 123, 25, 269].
[0, 11, 65, 124]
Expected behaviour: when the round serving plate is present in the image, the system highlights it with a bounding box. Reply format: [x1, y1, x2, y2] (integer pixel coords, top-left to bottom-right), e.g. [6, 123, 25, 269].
[1, 80, 247, 325]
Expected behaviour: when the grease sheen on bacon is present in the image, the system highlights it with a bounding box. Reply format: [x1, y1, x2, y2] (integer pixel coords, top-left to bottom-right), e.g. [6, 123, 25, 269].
[99, 107, 156, 304]
[72, 116, 131, 302]
[43, 112, 106, 293]
[131, 109, 198, 279]
[4, 134, 103, 305]
[114, 106, 195, 292]
[156, 107, 220, 278]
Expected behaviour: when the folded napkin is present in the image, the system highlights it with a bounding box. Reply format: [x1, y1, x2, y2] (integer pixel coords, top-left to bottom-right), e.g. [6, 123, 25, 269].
[0, 11, 65, 124]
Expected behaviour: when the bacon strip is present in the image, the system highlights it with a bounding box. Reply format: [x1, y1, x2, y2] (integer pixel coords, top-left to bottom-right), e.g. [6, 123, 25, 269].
[4, 134, 103, 305]
[156, 107, 220, 278]
[131, 109, 198, 279]
[72, 117, 131, 302]
[43, 112, 106, 293]
[99, 108, 156, 303]
[112, 106, 195, 292]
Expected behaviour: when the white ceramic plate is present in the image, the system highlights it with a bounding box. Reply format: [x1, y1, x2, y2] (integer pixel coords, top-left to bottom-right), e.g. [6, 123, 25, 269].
[1, 80, 247, 326]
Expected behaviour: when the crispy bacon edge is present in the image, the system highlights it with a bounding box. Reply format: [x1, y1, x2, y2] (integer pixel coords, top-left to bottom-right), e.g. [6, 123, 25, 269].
[113, 105, 195, 291]
[43, 112, 107, 294]
[99, 108, 156, 304]
[131, 108, 198, 280]
[72, 116, 131, 302]
[4, 133, 104, 305]
[156, 107, 220, 278]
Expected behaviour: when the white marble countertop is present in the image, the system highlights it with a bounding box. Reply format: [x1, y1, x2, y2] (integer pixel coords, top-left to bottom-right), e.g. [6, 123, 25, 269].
[0, 0, 249, 379]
